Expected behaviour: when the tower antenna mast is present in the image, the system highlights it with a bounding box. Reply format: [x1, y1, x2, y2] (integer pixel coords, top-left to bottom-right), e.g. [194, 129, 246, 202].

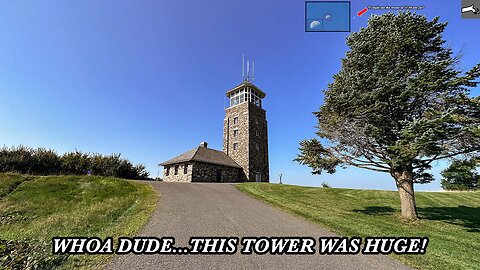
[252, 60, 255, 82]
[246, 60, 250, 82]
[242, 54, 245, 82]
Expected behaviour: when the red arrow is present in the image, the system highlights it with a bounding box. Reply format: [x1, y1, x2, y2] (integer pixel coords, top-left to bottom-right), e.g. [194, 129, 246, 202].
[357, 7, 368, 16]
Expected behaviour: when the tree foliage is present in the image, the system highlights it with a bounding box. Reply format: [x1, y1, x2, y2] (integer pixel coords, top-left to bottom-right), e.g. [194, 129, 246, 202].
[441, 158, 479, 190]
[295, 12, 480, 219]
[0, 145, 150, 180]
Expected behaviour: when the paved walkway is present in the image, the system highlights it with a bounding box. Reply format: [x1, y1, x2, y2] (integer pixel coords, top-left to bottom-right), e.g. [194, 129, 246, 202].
[107, 182, 412, 270]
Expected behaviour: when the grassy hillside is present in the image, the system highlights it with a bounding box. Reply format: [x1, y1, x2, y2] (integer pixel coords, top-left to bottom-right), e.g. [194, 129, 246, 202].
[0, 173, 158, 269]
[237, 183, 480, 270]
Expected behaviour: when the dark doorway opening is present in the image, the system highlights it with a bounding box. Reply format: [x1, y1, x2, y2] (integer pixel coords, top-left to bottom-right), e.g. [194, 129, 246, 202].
[216, 169, 222, 182]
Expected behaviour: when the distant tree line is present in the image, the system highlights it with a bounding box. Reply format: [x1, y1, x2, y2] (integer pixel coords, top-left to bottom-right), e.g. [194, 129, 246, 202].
[0, 145, 150, 180]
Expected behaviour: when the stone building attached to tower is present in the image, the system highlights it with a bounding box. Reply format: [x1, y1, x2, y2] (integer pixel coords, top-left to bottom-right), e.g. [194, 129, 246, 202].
[160, 142, 243, 183]
[160, 66, 269, 183]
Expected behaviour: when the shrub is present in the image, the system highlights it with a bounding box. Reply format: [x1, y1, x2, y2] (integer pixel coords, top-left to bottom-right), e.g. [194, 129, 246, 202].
[0, 145, 33, 174]
[31, 148, 61, 175]
[60, 151, 91, 175]
[0, 146, 149, 180]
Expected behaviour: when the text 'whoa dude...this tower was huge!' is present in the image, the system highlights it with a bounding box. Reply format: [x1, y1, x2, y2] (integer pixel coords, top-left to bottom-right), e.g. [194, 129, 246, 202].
[223, 57, 269, 182]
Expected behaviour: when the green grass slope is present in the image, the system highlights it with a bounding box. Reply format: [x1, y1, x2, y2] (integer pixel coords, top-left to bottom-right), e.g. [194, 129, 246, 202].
[0, 173, 158, 269]
[237, 183, 480, 270]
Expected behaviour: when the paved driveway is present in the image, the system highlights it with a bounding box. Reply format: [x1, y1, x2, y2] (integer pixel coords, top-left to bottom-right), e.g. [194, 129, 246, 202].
[107, 182, 411, 270]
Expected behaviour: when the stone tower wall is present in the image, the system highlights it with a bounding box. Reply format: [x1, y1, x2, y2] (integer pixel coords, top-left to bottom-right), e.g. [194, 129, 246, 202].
[223, 101, 269, 182]
[247, 103, 269, 182]
[223, 102, 249, 181]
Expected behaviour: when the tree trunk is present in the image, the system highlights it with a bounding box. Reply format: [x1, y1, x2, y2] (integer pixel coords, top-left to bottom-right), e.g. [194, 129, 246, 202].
[392, 170, 419, 220]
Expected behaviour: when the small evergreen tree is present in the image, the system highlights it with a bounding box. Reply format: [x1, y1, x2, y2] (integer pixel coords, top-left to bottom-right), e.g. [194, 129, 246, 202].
[441, 159, 479, 190]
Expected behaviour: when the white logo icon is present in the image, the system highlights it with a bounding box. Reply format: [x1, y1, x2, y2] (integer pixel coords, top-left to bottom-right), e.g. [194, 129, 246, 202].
[462, 4, 479, 14]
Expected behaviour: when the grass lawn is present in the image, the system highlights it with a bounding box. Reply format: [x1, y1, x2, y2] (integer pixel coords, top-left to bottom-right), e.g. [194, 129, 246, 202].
[237, 183, 480, 270]
[0, 173, 158, 269]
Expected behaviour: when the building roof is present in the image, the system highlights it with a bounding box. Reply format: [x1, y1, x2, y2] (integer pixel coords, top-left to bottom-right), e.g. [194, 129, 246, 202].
[226, 81, 266, 98]
[159, 146, 242, 168]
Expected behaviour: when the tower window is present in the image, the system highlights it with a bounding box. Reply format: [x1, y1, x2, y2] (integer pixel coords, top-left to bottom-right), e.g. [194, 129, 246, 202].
[229, 89, 247, 107]
[228, 87, 263, 108]
[233, 117, 238, 124]
[166, 166, 170, 176]
[233, 142, 238, 150]
[174, 165, 179, 175]
[184, 164, 188, 174]
[233, 129, 239, 137]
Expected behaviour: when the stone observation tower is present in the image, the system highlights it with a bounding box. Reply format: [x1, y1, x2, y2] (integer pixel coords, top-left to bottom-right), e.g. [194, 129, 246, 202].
[223, 56, 269, 182]
[160, 56, 269, 183]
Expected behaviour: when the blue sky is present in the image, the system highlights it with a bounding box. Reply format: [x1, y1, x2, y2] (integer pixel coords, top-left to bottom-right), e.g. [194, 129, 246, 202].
[0, 1, 478, 190]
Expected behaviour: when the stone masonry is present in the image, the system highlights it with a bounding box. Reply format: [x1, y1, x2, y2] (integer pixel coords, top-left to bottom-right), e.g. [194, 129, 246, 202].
[162, 161, 240, 183]
[191, 162, 242, 183]
[162, 162, 193, 182]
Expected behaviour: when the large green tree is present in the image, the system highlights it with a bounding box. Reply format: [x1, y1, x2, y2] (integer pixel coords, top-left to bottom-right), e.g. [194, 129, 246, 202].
[295, 12, 480, 219]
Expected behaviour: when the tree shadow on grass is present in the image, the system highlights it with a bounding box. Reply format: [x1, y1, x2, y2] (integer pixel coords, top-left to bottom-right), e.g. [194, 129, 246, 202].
[352, 206, 396, 215]
[417, 206, 480, 233]
[352, 205, 480, 232]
